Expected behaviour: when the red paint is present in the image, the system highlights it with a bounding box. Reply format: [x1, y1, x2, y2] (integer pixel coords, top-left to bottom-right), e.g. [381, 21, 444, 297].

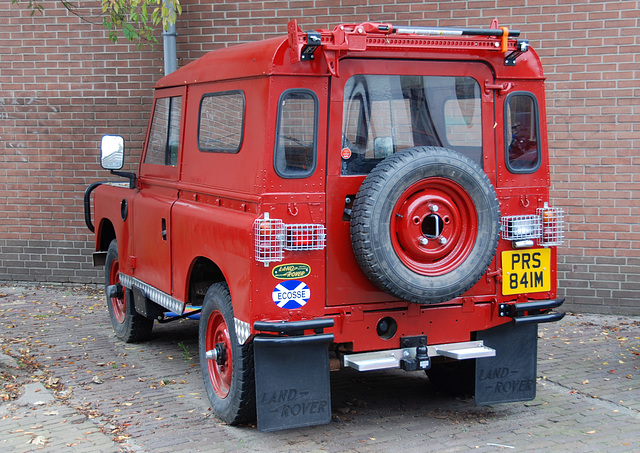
[91, 19, 560, 354]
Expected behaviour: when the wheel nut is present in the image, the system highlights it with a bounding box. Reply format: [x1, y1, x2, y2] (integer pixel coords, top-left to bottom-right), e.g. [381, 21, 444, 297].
[419, 237, 428, 245]
[206, 343, 227, 365]
[430, 204, 439, 212]
[438, 237, 447, 245]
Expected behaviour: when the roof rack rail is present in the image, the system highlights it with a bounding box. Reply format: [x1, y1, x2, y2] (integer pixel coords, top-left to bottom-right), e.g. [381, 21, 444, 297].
[287, 19, 529, 76]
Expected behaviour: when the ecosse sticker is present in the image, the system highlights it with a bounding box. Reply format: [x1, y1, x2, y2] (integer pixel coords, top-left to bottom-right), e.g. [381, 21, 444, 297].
[272, 280, 310, 309]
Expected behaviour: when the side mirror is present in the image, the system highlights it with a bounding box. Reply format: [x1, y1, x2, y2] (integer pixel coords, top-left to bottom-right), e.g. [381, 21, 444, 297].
[100, 135, 125, 170]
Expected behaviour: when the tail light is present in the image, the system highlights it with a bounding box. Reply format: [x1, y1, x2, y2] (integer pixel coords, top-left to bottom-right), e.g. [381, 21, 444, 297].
[501, 202, 564, 247]
[254, 214, 285, 265]
[537, 203, 564, 246]
[501, 215, 541, 241]
[285, 223, 326, 251]
[254, 214, 326, 265]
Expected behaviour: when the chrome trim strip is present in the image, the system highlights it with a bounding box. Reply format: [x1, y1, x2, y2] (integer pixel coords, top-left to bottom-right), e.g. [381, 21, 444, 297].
[119, 274, 185, 315]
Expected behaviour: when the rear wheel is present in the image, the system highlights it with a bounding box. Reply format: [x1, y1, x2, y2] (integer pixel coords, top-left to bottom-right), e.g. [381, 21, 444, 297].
[199, 282, 255, 425]
[105, 239, 153, 342]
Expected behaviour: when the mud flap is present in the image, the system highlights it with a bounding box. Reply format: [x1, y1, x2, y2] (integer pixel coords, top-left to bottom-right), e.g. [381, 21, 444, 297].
[254, 334, 333, 432]
[475, 322, 537, 405]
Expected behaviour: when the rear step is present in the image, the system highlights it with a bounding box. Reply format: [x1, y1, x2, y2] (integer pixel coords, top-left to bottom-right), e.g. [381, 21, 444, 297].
[344, 340, 495, 372]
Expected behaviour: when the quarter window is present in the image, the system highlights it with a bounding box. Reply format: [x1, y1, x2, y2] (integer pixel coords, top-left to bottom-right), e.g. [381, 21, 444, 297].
[145, 96, 182, 166]
[505, 93, 541, 172]
[274, 90, 318, 178]
[198, 91, 244, 153]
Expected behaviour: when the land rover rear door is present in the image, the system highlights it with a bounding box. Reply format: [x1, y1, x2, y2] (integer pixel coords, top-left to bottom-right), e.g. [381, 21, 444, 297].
[325, 59, 497, 306]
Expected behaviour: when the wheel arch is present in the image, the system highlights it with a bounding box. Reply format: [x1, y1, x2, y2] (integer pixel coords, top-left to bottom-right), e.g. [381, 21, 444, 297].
[186, 256, 227, 306]
[97, 218, 116, 252]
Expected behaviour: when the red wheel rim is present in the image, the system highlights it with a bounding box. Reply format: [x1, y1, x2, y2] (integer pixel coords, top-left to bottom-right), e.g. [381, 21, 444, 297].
[390, 177, 478, 276]
[206, 311, 232, 399]
[108, 257, 126, 324]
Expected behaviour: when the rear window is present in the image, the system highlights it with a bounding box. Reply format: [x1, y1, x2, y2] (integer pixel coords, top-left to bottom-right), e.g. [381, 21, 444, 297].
[505, 92, 541, 173]
[274, 90, 318, 178]
[341, 75, 482, 175]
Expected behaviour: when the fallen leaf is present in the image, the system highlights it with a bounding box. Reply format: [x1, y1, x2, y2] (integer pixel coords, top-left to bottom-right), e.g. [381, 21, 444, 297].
[28, 435, 49, 445]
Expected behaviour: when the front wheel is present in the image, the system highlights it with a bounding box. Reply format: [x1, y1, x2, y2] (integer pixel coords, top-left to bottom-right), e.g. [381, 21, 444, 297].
[199, 282, 255, 425]
[105, 239, 153, 342]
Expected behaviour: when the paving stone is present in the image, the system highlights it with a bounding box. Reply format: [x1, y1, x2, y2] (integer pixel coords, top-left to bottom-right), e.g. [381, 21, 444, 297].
[1, 283, 640, 452]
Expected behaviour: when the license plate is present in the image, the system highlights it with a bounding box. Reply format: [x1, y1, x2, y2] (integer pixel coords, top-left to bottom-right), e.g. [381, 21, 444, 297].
[501, 248, 551, 295]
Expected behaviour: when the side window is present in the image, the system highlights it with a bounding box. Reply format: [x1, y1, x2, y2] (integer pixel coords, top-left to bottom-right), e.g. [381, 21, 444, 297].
[145, 96, 182, 166]
[505, 93, 541, 173]
[198, 91, 244, 153]
[274, 90, 318, 178]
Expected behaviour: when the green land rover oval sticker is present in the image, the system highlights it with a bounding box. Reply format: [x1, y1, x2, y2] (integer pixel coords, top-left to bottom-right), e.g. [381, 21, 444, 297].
[272, 263, 311, 279]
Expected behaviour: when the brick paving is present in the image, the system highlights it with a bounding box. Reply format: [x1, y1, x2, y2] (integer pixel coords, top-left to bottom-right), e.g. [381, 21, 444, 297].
[1, 283, 638, 452]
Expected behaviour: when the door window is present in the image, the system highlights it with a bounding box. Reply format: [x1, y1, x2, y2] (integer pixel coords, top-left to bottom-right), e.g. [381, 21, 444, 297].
[145, 96, 182, 166]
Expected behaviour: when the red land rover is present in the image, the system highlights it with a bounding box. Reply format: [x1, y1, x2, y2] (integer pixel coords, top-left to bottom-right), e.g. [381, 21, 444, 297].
[85, 19, 565, 431]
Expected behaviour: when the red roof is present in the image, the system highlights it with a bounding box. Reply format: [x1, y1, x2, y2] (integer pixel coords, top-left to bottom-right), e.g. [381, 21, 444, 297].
[156, 36, 291, 88]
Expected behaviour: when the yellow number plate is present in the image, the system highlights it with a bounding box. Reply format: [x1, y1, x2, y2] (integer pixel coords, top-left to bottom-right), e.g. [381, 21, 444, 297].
[502, 248, 551, 295]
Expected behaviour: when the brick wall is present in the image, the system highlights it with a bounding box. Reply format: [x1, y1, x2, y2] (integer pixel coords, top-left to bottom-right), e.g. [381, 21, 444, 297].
[1, 1, 638, 314]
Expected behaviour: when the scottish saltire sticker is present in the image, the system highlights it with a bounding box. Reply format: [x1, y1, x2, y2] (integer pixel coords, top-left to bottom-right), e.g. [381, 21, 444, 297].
[272, 280, 310, 309]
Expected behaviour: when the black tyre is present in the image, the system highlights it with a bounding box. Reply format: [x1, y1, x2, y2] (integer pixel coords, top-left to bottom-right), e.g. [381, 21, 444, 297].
[351, 146, 500, 303]
[105, 239, 154, 342]
[199, 282, 255, 425]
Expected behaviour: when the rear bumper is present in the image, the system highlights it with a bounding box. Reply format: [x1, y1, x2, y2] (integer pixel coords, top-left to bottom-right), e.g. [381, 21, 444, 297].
[499, 298, 565, 325]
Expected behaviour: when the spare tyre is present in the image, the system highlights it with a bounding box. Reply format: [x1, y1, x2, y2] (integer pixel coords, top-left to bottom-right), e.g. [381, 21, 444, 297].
[350, 146, 500, 304]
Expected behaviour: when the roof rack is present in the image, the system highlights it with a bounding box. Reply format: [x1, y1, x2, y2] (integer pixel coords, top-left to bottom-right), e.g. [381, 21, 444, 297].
[287, 19, 530, 76]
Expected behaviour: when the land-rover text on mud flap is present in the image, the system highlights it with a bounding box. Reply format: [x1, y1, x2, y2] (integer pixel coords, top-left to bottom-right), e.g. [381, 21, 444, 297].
[85, 19, 565, 432]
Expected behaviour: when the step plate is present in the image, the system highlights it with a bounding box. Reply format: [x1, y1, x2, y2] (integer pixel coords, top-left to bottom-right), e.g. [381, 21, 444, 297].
[344, 341, 496, 372]
[435, 344, 496, 360]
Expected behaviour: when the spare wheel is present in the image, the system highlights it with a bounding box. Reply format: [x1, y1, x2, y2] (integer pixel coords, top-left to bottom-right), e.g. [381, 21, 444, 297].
[350, 146, 500, 304]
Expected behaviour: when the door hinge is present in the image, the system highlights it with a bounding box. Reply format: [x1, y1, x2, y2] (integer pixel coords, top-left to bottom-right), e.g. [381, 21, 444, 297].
[484, 81, 513, 96]
[486, 268, 502, 283]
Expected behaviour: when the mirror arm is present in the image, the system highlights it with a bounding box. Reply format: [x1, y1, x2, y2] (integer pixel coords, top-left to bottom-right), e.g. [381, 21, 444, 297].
[110, 170, 137, 189]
